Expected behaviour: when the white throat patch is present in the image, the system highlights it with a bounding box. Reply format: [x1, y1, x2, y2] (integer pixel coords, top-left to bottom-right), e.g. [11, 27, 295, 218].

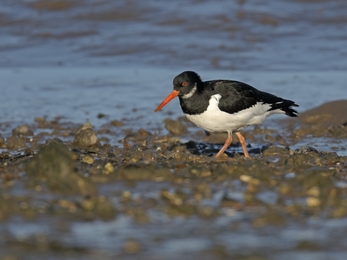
[181, 84, 197, 99]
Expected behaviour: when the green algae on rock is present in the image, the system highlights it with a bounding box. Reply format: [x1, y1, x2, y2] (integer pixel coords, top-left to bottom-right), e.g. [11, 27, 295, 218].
[26, 142, 96, 195]
[6, 135, 27, 150]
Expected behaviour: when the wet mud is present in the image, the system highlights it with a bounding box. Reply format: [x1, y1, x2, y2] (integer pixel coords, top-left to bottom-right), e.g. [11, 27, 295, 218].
[1, 100, 347, 259]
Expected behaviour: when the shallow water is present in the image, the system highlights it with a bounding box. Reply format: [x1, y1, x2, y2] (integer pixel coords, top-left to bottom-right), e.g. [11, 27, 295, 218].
[1, 67, 346, 129]
[1, 0, 347, 259]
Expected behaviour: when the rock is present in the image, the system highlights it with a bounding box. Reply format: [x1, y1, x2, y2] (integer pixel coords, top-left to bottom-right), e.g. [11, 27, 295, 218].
[81, 155, 94, 164]
[306, 197, 321, 207]
[97, 113, 106, 119]
[111, 120, 123, 127]
[26, 142, 96, 195]
[138, 128, 151, 137]
[240, 175, 252, 182]
[72, 122, 98, 148]
[6, 136, 26, 150]
[294, 146, 319, 155]
[35, 117, 49, 128]
[284, 153, 317, 166]
[262, 146, 289, 156]
[164, 118, 187, 135]
[12, 124, 34, 136]
[102, 162, 114, 174]
[328, 123, 347, 138]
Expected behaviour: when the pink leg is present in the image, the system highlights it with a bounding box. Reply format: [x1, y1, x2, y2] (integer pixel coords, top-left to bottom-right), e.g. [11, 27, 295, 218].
[235, 132, 250, 158]
[215, 132, 232, 158]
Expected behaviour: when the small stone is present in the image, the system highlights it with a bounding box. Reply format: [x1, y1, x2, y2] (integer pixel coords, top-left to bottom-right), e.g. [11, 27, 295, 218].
[307, 186, 320, 197]
[103, 162, 114, 174]
[34, 117, 46, 123]
[12, 124, 34, 136]
[240, 175, 252, 182]
[35, 117, 49, 128]
[97, 113, 106, 118]
[306, 197, 321, 207]
[120, 191, 132, 202]
[138, 128, 150, 137]
[72, 122, 98, 148]
[81, 155, 94, 164]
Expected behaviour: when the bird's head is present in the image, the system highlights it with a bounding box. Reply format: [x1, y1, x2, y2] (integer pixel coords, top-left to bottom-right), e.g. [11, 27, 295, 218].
[155, 71, 202, 112]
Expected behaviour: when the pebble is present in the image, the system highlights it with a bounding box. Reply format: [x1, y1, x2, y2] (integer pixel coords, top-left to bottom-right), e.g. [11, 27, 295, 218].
[81, 155, 94, 164]
[72, 122, 98, 147]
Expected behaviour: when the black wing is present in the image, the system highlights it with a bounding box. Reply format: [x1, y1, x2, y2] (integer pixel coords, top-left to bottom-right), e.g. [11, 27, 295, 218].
[207, 80, 298, 117]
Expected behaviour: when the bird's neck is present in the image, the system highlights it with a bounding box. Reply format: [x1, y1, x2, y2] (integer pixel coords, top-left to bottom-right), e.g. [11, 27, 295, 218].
[179, 90, 209, 115]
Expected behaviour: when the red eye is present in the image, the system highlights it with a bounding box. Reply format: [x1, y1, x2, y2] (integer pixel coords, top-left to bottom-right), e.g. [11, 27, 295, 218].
[181, 81, 187, 87]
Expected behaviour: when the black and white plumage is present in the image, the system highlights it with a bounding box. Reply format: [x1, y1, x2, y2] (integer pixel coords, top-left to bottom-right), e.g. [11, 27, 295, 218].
[155, 71, 298, 158]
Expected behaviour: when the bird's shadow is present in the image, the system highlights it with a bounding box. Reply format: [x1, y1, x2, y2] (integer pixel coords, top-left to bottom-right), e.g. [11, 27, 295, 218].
[183, 140, 261, 158]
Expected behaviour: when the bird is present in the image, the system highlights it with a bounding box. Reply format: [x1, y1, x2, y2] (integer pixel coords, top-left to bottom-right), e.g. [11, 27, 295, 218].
[154, 71, 298, 158]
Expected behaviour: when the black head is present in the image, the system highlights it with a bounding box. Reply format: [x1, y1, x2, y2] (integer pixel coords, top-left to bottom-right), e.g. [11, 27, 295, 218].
[154, 71, 203, 112]
[173, 71, 203, 96]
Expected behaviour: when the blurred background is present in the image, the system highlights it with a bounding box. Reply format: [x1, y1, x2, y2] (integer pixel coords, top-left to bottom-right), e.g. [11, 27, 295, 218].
[0, 0, 347, 129]
[1, 0, 346, 69]
[0, 0, 346, 130]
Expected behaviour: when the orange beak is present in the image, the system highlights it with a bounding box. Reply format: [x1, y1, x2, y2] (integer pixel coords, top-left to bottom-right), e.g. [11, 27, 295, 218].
[154, 90, 180, 112]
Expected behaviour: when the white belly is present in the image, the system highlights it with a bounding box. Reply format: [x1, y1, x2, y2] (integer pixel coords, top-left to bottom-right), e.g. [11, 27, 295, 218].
[185, 94, 284, 133]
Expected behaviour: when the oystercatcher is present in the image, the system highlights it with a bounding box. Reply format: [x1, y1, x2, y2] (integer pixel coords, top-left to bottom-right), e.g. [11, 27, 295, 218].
[155, 71, 298, 158]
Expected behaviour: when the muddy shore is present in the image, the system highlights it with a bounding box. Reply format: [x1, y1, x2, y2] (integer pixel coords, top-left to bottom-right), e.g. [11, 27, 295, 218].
[1, 99, 347, 259]
[1, 0, 347, 258]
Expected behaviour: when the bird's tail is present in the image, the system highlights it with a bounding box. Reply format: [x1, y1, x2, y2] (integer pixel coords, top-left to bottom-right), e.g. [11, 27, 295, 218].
[270, 100, 299, 117]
